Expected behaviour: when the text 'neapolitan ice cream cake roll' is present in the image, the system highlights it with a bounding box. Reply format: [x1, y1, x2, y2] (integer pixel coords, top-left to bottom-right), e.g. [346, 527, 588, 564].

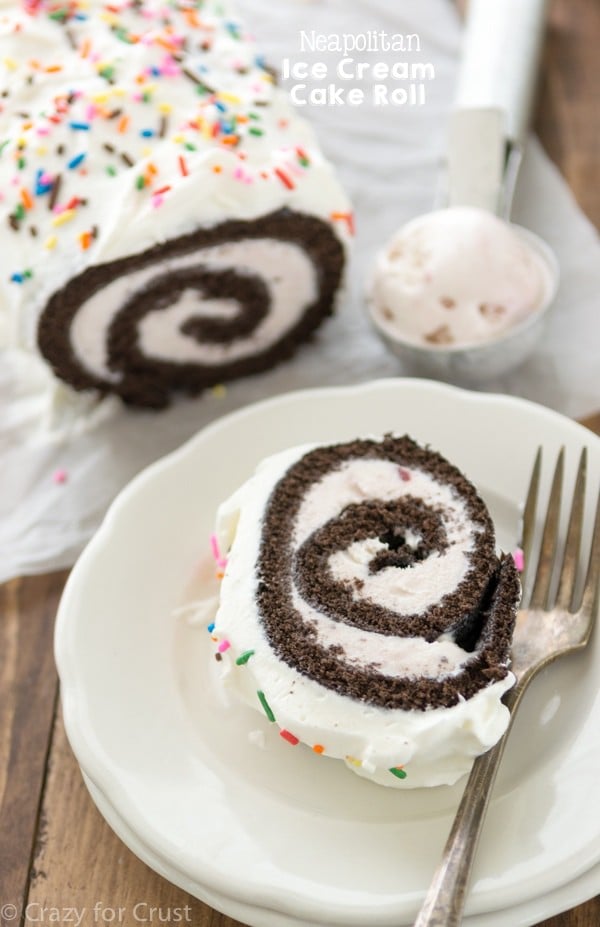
[209, 435, 520, 788]
[0, 0, 351, 408]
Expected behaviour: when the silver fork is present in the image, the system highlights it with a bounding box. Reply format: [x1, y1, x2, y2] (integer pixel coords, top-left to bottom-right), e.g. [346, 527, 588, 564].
[414, 446, 600, 927]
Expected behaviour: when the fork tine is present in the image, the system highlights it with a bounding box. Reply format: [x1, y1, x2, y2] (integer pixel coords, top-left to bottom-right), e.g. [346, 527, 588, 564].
[555, 448, 587, 611]
[519, 447, 542, 607]
[579, 486, 600, 624]
[529, 447, 565, 610]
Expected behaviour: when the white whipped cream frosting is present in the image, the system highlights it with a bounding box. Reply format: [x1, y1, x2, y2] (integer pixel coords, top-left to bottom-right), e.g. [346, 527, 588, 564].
[0, 0, 351, 352]
[211, 443, 515, 789]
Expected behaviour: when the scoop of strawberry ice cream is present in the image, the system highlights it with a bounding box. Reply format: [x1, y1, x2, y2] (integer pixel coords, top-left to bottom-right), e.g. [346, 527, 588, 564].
[369, 207, 554, 348]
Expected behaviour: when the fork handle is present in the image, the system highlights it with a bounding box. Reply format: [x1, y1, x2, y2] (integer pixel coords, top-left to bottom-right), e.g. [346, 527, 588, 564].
[413, 685, 523, 927]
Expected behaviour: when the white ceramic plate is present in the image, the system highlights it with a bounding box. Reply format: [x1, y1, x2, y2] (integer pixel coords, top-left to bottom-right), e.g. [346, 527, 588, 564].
[55, 379, 600, 927]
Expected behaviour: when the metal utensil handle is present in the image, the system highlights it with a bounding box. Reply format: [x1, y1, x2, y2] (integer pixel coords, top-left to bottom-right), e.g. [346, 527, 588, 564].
[447, 0, 549, 214]
[413, 685, 523, 927]
[455, 0, 549, 145]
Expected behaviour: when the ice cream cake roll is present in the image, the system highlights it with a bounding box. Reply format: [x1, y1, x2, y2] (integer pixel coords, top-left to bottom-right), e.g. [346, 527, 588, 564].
[0, 0, 350, 408]
[210, 435, 520, 788]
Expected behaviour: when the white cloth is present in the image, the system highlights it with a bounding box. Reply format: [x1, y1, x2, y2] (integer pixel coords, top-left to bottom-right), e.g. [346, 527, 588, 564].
[1, 0, 599, 583]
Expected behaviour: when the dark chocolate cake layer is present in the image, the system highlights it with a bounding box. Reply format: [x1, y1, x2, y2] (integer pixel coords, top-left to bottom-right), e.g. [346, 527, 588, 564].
[256, 435, 520, 711]
[37, 209, 345, 408]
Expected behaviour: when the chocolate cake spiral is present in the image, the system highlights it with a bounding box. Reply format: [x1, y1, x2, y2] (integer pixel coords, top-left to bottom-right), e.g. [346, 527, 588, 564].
[210, 435, 521, 788]
[256, 435, 518, 711]
[37, 210, 344, 407]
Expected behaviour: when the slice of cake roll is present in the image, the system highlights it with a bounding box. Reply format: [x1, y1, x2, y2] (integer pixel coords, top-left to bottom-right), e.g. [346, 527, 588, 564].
[210, 435, 521, 788]
[0, 0, 351, 408]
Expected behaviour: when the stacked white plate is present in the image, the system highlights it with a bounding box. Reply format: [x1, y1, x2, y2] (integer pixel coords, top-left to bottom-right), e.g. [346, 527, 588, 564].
[55, 380, 600, 927]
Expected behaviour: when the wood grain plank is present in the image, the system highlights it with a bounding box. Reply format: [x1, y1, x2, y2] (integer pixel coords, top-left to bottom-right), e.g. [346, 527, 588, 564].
[580, 412, 600, 438]
[535, 0, 600, 228]
[27, 711, 245, 927]
[457, 0, 600, 230]
[538, 898, 600, 927]
[0, 572, 68, 922]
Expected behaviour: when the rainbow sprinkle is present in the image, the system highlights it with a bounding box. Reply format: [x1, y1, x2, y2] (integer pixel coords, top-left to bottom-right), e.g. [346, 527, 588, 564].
[0, 0, 343, 291]
[209, 533, 228, 569]
[10, 269, 33, 283]
[67, 152, 86, 169]
[389, 766, 407, 780]
[235, 649, 255, 665]
[330, 210, 356, 236]
[274, 166, 294, 190]
[257, 690, 275, 723]
[279, 729, 299, 746]
[513, 547, 525, 572]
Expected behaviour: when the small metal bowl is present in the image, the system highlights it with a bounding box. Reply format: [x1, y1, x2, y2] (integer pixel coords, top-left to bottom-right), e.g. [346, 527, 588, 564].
[367, 225, 559, 386]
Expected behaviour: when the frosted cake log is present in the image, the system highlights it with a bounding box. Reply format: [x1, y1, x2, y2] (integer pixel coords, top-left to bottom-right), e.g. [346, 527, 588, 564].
[210, 435, 521, 788]
[0, 0, 351, 408]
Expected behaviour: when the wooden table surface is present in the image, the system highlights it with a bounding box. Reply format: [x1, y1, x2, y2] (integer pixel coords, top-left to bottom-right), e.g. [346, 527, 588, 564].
[1, 1, 599, 925]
